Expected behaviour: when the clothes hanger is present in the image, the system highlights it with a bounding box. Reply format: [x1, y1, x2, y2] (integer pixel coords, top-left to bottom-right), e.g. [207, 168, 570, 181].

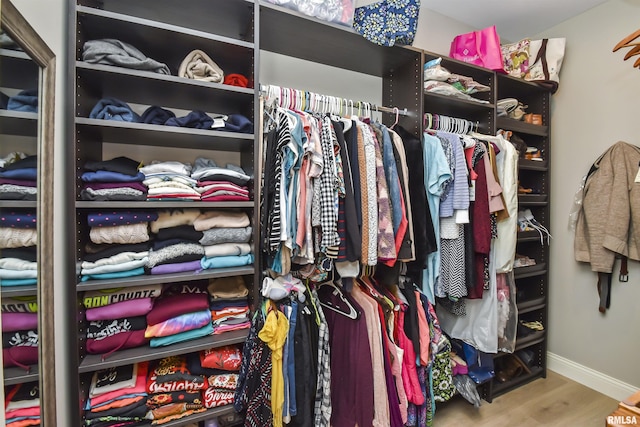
[318, 273, 359, 320]
[613, 29, 640, 51]
[391, 107, 399, 129]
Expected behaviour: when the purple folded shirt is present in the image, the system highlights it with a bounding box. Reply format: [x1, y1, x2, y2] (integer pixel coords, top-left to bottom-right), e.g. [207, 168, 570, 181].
[1, 313, 38, 332]
[83, 182, 148, 192]
[85, 298, 154, 321]
[0, 178, 37, 187]
[150, 260, 201, 276]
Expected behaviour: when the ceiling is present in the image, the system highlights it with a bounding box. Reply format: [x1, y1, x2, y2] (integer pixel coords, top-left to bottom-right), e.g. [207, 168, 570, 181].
[423, 0, 609, 41]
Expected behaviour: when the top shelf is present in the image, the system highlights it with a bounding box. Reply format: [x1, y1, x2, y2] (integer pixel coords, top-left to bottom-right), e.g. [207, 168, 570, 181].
[259, 1, 420, 77]
[77, 0, 255, 43]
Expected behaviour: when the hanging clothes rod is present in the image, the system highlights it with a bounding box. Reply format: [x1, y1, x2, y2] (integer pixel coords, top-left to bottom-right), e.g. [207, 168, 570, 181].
[260, 84, 409, 117]
[424, 112, 478, 134]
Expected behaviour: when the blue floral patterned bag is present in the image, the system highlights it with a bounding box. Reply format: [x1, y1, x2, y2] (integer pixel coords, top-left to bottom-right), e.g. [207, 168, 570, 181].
[353, 0, 420, 47]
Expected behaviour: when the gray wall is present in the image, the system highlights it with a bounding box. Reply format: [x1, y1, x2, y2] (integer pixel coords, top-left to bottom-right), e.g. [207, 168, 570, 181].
[533, 0, 640, 392]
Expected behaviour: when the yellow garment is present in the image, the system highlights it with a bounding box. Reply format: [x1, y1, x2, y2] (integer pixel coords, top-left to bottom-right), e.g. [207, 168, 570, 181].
[258, 306, 289, 427]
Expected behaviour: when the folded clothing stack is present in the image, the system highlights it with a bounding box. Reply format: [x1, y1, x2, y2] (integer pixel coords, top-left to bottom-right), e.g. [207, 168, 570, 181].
[81, 156, 146, 201]
[147, 209, 203, 275]
[145, 283, 212, 348]
[194, 210, 254, 270]
[83, 284, 162, 357]
[208, 276, 250, 334]
[84, 362, 150, 426]
[5, 382, 40, 427]
[192, 345, 242, 409]
[191, 157, 251, 202]
[146, 356, 208, 424]
[141, 161, 199, 201]
[0, 212, 38, 287]
[82, 211, 158, 281]
[88, 97, 253, 133]
[2, 311, 38, 369]
[0, 155, 37, 200]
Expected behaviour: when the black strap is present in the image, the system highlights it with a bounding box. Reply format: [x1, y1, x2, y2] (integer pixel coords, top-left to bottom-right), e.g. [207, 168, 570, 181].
[597, 272, 612, 313]
[537, 39, 551, 81]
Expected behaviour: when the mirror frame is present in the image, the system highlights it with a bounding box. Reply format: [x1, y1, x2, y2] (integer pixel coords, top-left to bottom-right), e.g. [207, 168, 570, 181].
[1, 1, 56, 425]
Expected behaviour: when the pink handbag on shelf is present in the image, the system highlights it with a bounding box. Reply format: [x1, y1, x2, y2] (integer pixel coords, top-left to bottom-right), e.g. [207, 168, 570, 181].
[449, 25, 505, 72]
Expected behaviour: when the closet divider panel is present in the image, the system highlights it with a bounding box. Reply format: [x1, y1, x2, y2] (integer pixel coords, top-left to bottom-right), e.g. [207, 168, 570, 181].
[68, 0, 260, 424]
[483, 73, 551, 402]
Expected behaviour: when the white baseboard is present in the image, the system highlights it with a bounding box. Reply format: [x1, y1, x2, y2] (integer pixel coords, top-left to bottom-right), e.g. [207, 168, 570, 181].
[548, 352, 638, 401]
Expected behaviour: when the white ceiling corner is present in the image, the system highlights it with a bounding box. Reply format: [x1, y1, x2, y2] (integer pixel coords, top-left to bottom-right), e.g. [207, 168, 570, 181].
[422, 0, 609, 41]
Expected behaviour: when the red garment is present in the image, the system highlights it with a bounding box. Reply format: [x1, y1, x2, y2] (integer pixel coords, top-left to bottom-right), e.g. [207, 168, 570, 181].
[3, 347, 38, 369]
[5, 405, 40, 419]
[86, 329, 148, 356]
[223, 73, 249, 88]
[469, 155, 492, 299]
[199, 345, 242, 371]
[394, 308, 424, 405]
[202, 389, 234, 408]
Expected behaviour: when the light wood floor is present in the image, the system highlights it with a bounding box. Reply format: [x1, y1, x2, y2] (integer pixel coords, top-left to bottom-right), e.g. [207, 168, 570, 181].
[433, 371, 618, 426]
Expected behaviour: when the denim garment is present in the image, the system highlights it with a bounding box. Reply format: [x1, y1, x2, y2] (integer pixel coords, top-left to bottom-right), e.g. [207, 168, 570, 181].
[377, 124, 403, 234]
[89, 97, 140, 122]
[7, 89, 38, 113]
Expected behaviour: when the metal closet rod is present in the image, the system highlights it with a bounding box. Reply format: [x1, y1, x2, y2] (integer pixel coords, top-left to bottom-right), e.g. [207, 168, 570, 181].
[260, 83, 409, 116]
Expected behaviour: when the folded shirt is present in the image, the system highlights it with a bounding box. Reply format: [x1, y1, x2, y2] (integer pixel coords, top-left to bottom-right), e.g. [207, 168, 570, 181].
[212, 313, 249, 327]
[82, 251, 149, 270]
[203, 242, 252, 258]
[203, 389, 234, 409]
[147, 390, 201, 409]
[83, 283, 163, 309]
[0, 268, 37, 279]
[1, 247, 37, 262]
[3, 329, 38, 350]
[144, 309, 211, 338]
[0, 185, 37, 200]
[86, 329, 148, 356]
[80, 187, 146, 201]
[209, 298, 249, 311]
[211, 306, 249, 323]
[147, 186, 201, 198]
[1, 296, 38, 313]
[147, 243, 204, 268]
[87, 316, 147, 340]
[0, 278, 37, 287]
[80, 266, 146, 282]
[1, 155, 36, 171]
[85, 298, 154, 321]
[83, 242, 150, 263]
[200, 345, 242, 371]
[207, 276, 249, 299]
[82, 39, 171, 75]
[83, 182, 147, 192]
[199, 226, 252, 246]
[223, 114, 253, 134]
[143, 173, 197, 187]
[190, 160, 250, 184]
[200, 254, 254, 270]
[213, 321, 251, 334]
[0, 227, 37, 248]
[140, 161, 192, 177]
[150, 322, 213, 348]
[2, 312, 38, 332]
[150, 259, 202, 275]
[193, 210, 250, 231]
[150, 209, 201, 234]
[89, 223, 150, 245]
[81, 257, 149, 276]
[84, 157, 142, 177]
[89, 97, 141, 122]
[0, 211, 37, 229]
[0, 258, 38, 271]
[81, 170, 145, 183]
[154, 225, 203, 242]
[0, 168, 37, 181]
[87, 211, 158, 227]
[0, 178, 37, 187]
[153, 238, 198, 250]
[4, 346, 38, 368]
